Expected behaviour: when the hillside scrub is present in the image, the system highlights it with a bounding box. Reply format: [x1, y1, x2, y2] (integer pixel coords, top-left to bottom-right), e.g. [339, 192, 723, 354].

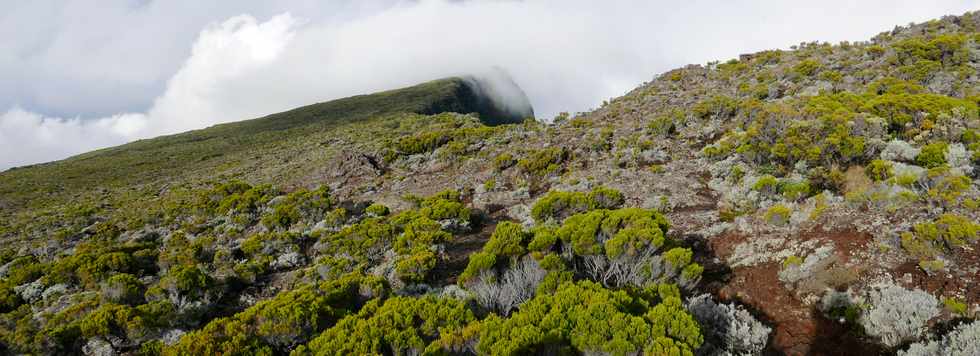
[3, 10, 980, 356]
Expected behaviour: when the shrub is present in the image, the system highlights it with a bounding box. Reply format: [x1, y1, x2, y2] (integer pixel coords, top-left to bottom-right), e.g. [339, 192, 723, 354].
[913, 214, 979, 249]
[686, 294, 770, 355]
[467, 256, 547, 315]
[261, 186, 334, 230]
[364, 203, 389, 217]
[477, 280, 703, 355]
[693, 95, 738, 119]
[899, 320, 980, 356]
[493, 152, 516, 171]
[102, 273, 144, 305]
[779, 179, 812, 201]
[860, 281, 939, 348]
[415, 189, 470, 222]
[530, 187, 624, 223]
[793, 59, 822, 77]
[166, 275, 365, 354]
[764, 205, 792, 225]
[482, 222, 529, 257]
[751, 175, 777, 195]
[942, 297, 969, 316]
[295, 295, 474, 355]
[867, 159, 894, 181]
[517, 147, 567, 177]
[396, 130, 451, 155]
[395, 249, 437, 284]
[916, 142, 949, 168]
[458, 252, 496, 284]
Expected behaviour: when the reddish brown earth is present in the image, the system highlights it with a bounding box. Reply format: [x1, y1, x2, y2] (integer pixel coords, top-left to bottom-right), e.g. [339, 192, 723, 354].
[708, 230, 885, 356]
[894, 247, 980, 306]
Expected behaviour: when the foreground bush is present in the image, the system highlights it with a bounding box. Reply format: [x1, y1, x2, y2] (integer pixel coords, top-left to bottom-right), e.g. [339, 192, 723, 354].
[477, 280, 703, 355]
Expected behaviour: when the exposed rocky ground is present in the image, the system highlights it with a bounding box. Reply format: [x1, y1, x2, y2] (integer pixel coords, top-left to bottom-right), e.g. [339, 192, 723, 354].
[2, 10, 980, 356]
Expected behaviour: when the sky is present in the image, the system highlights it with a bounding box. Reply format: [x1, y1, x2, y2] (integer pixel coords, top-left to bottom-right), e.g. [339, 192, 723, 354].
[1, 0, 978, 170]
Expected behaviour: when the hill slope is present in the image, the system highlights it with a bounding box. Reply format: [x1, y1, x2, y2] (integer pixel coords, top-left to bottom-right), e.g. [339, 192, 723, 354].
[0, 76, 530, 214]
[1, 11, 980, 356]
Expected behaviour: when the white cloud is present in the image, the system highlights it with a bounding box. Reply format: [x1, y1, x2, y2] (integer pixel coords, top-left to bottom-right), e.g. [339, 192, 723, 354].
[2, 0, 979, 170]
[0, 13, 300, 169]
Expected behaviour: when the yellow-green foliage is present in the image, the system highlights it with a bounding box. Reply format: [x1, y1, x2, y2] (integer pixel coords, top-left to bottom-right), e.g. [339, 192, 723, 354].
[294, 295, 474, 355]
[648, 109, 685, 136]
[942, 297, 969, 316]
[751, 175, 779, 194]
[459, 222, 529, 284]
[493, 152, 516, 171]
[764, 205, 792, 225]
[693, 95, 738, 119]
[483, 222, 529, 257]
[557, 208, 670, 258]
[783, 255, 803, 268]
[866, 159, 894, 181]
[530, 187, 625, 223]
[863, 94, 976, 128]
[206, 181, 278, 215]
[166, 275, 370, 355]
[393, 121, 499, 157]
[364, 203, 390, 217]
[709, 82, 977, 171]
[902, 214, 980, 260]
[261, 186, 333, 230]
[458, 251, 496, 285]
[779, 179, 812, 201]
[892, 34, 970, 67]
[396, 130, 451, 155]
[517, 147, 568, 176]
[916, 142, 949, 168]
[476, 280, 702, 355]
[793, 59, 822, 77]
[102, 273, 145, 305]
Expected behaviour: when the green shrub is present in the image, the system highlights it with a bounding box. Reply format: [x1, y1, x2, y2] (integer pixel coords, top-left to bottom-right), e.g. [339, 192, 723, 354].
[866, 160, 894, 181]
[295, 295, 474, 355]
[764, 205, 792, 225]
[102, 273, 144, 305]
[530, 187, 625, 223]
[483, 222, 529, 257]
[518, 147, 567, 176]
[693, 95, 738, 119]
[942, 297, 969, 316]
[396, 130, 451, 155]
[261, 186, 333, 230]
[779, 180, 812, 201]
[476, 280, 702, 355]
[916, 142, 949, 168]
[752, 175, 779, 195]
[166, 275, 367, 355]
[901, 214, 980, 261]
[158, 265, 212, 300]
[493, 152, 516, 171]
[793, 59, 822, 77]
[364, 203, 390, 217]
[783, 255, 803, 268]
[458, 252, 496, 284]
[395, 249, 437, 283]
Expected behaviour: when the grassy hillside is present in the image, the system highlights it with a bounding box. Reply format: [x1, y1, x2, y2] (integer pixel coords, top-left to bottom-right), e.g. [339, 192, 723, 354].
[0, 77, 526, 215]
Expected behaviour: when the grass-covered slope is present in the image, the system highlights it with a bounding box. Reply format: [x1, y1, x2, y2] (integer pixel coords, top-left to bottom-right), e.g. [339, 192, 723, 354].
[0, 77, 526, 215]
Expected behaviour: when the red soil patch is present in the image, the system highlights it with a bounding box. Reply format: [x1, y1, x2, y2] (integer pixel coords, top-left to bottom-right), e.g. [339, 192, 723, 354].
[709, 229, 884, 355]
[893, 246, 980, 306]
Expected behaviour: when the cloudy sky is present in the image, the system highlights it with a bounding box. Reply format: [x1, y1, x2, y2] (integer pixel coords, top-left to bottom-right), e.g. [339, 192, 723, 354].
[1, 0, 978, 170]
